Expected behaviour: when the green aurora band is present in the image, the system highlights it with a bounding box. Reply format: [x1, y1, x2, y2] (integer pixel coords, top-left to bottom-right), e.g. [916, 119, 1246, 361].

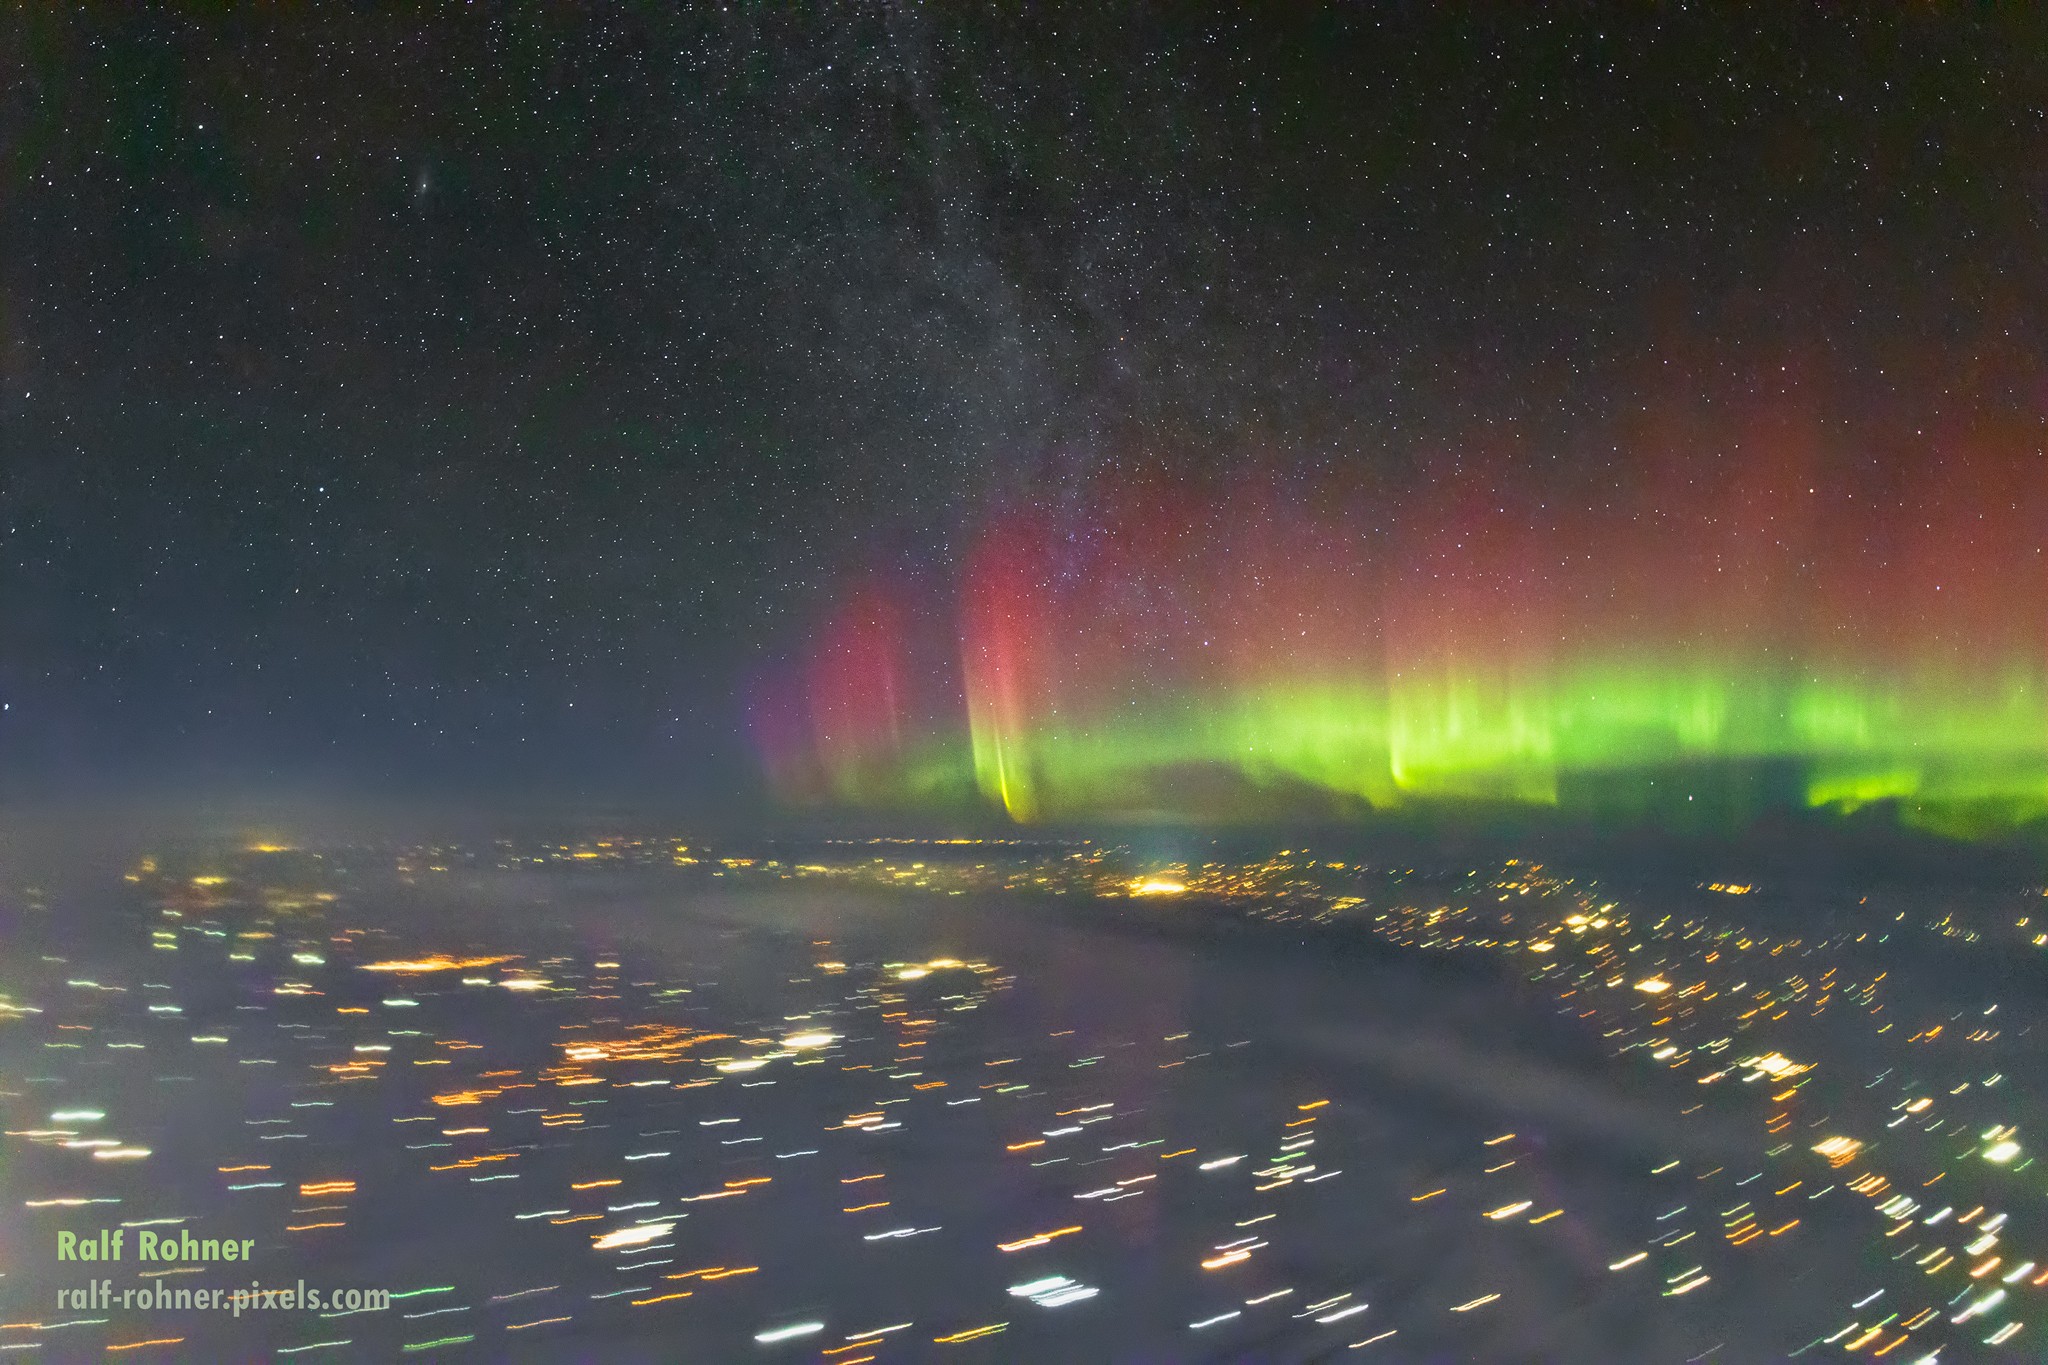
[955, 666, 2048, 840]
[756, 441, 2048, 841]
[762, 636, 2047, 841]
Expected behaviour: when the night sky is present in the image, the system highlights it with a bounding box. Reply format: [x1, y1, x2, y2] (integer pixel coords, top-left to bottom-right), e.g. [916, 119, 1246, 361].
[5, 8, 2046, 825]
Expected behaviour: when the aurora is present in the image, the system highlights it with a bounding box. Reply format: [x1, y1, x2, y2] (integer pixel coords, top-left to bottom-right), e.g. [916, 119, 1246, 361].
[754, 410, 2047, 841]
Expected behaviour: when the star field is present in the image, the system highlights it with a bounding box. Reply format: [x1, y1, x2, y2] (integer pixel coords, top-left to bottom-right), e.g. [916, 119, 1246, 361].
[3, 8, 2044, 817]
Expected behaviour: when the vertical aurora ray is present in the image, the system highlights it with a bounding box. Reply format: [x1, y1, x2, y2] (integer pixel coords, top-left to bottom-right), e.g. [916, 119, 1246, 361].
[803, 584, 908, 800]
[748, 579, 978, 809]
[960, 517, 1058, 821]
[762, 406, 2048, 839]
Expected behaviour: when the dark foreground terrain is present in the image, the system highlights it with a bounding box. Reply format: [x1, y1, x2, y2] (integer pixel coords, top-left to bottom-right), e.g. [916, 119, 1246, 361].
[0, 859, 2042, 1362]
